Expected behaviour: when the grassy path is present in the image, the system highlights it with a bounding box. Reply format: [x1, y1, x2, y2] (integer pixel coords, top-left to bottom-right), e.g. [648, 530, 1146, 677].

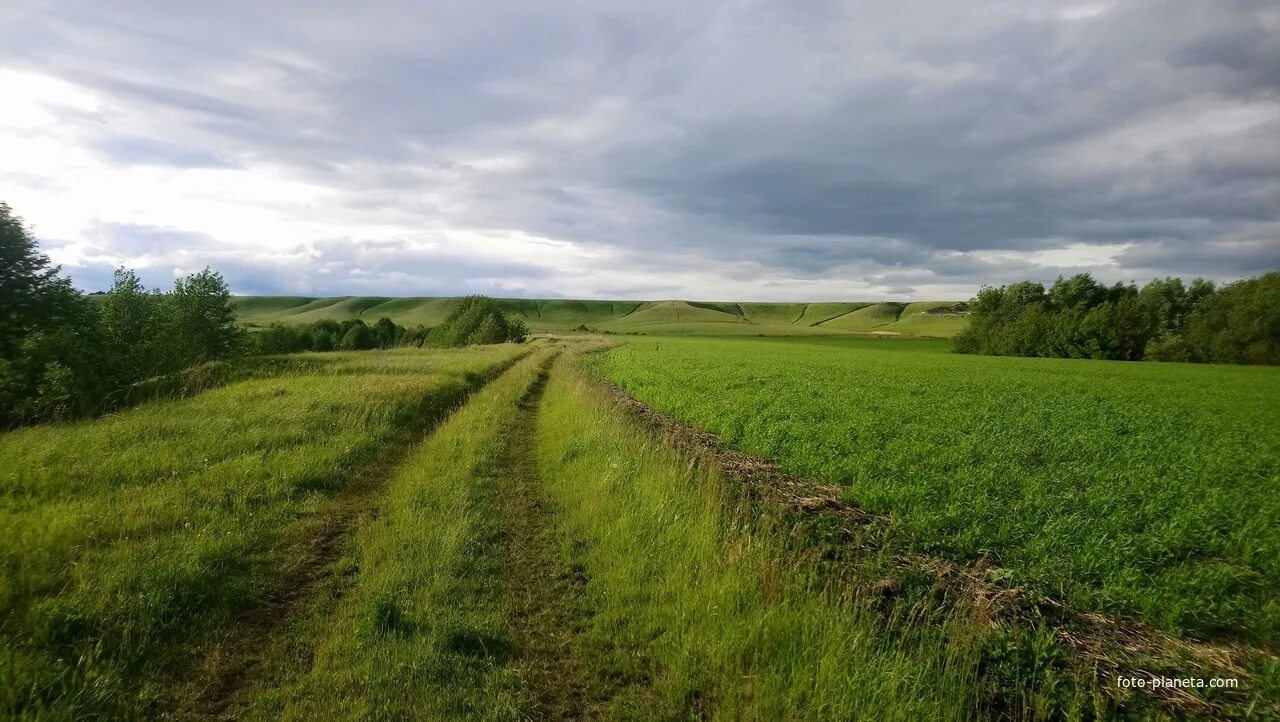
[215, 349, 563, 719]
[499, 358, 597, 719]
[0, 347, 526, 719]
[187, 352, 531, 718]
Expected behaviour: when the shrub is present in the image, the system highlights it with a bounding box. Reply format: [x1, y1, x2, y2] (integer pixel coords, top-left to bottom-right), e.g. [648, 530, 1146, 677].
[426, 296, 526, 347]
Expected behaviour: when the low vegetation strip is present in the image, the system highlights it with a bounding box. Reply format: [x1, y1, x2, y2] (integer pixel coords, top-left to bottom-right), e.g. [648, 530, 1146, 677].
[536, 357, 980, 720]
[0, 345, 525, 719]
[600, 336, 1280, 654]
[234, 348, 558, 720]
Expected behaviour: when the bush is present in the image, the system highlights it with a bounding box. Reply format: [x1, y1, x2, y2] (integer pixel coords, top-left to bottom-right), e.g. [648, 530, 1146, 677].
[426, 296, 527, 347]
[338, 322, 377, 351]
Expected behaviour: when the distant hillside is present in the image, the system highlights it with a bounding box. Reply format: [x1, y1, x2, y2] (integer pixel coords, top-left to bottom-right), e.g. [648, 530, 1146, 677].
[232, 296, 970, 337]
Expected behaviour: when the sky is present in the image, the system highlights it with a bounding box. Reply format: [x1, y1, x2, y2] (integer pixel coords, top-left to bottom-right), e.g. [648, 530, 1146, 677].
[1, 0, 1277, 301]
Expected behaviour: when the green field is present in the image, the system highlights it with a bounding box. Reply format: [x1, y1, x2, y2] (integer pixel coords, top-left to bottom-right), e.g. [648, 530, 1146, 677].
[0, 346, 526, 717]
[2, 335, 1274, 719]
[232, 296, 969, 337]
[602, 337, 1280, 645]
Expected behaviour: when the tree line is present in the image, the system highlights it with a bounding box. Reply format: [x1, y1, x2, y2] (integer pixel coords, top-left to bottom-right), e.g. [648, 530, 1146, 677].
[252, 317, 429, 354]
[2, 203, 253, 425]
[954, 272, 1280, 364]
[2, 201, 533, 426]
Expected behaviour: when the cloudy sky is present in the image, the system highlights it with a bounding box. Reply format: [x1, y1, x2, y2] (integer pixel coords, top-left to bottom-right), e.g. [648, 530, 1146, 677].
[1, 1, 1277, 300]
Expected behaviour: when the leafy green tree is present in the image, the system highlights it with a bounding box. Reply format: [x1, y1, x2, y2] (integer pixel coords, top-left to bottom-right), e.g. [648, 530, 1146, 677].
[425, 296, 526, 347]
[0, 202, 102, 425]
[1047, 273, 1107, 311]
[468, 313, 507, 345]
[165, 268, 248, 368]
[99, 268, 163, 382]
[1179, 272, 1280, 364]
[255, 324, 309, 354]
[338, 321, 376, 350]
[959, 272, 1277, 365]
[0, 202, 91, 360]
[507, 317, 529, 343]
[372, 317, 398, 348]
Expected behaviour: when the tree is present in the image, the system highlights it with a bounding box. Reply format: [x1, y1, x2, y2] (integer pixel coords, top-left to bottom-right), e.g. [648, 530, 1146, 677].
[1179, 272, 1280, 364]
[423, 296, 529, 347]
[255, 324, 309, 354]
[165, 268, 248, 368]
[1047, 273, 1106, 312]
[99, 268, 162, 382]
[468, 313, 507, 345]
[372, 317, 398, 348]
[0, 202, 101, 425]
[338, 322, 376, 350]
[957, 272, 1278, 365]
[507, 317, 529, 343]
[0, 202, 91, 360]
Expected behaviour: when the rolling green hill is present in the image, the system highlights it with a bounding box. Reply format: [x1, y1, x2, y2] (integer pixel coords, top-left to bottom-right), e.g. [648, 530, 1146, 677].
[879, 302, 971, 336]
[815, 302, 906, 332]
[232, 296, 969, 337]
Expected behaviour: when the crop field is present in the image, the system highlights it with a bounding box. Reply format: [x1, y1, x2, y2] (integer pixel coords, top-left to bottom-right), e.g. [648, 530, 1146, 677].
[603, 337, 1280, 710]
[232, 296, 970, 337]
[603, 337, 1280, 641]
[2, 335, 1275, 720]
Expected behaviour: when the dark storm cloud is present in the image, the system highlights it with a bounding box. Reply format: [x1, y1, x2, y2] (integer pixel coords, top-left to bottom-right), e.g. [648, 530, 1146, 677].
[2, 0, 1277, 296]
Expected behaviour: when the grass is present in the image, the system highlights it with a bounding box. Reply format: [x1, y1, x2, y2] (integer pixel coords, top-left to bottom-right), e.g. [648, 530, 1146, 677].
[191, 342, 989, 720]
[534, 357, 982, 720]
[0, 346, 526, 718]
[601, 336, 1280, 648]
[817, 302, 906, 331]
[233, 296, 970, 337]
[237, 348, 558, 720]
[4, 332, 1271, 719]
[880, 301, 970, 337]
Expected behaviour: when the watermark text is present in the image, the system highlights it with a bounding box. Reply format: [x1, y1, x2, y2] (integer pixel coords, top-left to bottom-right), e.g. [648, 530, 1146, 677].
[1116, 675, 1238, 690]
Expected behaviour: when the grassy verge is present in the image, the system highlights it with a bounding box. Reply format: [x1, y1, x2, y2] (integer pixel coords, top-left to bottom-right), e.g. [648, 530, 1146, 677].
[238, 348, 559, 720]
[0, 345, 526, 718]
[536, 357, 981, 720]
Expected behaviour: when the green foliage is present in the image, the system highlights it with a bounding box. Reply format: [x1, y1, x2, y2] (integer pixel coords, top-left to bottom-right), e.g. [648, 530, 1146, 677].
[603, 336, 1280, 645]
[0, 202, 92, 360]
[253, 317, 427, 355]
[0, 201, 259, 426]
[0, 202, 102, 423]
[167, 268, 249, 365]
[337, 320, 376, 350]
[98, 268, 160, 378]
[372, 316, 399, 348]
[1155, 272, 1280, 364]
[426, 295, 527, 347]
[956, 271, 1280, 364]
